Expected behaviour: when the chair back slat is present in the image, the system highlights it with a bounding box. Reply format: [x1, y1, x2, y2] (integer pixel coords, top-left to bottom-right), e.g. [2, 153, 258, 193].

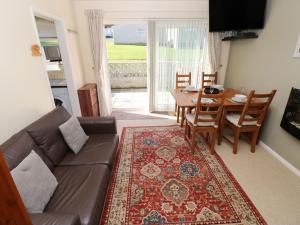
[176, 72, 192, 89]
[246, 109, 265, 116]
[247, 102, 267, 108]
[197, 110, 219, 115]
[199, 103, 223, 108]
[238, 90, 277, 126]
[177, 81, 189, 84]
[253, 93, 273, 98]
[243, 118, 260, 122]
[194, 90, 224, 126]
[202, 72, 218, 88]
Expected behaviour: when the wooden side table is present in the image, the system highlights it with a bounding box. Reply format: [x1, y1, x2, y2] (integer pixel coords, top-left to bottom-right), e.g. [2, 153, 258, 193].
[78, 83, 100, 117]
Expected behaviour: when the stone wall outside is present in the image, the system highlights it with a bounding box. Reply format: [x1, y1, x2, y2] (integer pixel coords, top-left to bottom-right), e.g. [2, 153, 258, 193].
[109, 61, 147, 88]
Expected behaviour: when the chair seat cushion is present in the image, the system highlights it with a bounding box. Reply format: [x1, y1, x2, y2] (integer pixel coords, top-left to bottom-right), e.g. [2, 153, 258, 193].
[186, 113, 217, 127]
[226, 114, 258, 126]
[59, 134, 119, 168]
[45, 165, 110, 225]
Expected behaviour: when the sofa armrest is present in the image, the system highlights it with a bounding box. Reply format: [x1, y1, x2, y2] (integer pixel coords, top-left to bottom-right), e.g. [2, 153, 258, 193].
[78, 117, 117, 135]
[30, 213, 81, 225]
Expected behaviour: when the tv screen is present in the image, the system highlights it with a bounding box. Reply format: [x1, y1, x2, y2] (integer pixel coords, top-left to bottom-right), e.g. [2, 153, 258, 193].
[209, 0, 267, 32]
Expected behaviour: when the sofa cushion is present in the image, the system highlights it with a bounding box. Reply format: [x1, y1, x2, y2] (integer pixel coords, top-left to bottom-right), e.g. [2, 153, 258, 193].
[11, 151, 58, 213]
[45, 165, 110, 225]
[59, 134, 119, 168]
[27, 107, 71, 165]
[1, 132, 54, 171]
[30, 213, 82, 225]
[59, 116, 89, 154]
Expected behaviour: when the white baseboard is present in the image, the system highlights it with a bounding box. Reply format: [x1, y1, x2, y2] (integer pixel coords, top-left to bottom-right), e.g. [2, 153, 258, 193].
[259, 141, 300, 177]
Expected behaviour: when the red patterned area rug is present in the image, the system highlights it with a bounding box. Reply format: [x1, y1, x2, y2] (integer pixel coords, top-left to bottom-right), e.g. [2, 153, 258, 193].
[101, 126, 267, 225]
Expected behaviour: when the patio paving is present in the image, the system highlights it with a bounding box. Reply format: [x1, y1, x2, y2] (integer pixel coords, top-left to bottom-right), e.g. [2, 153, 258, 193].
[111, 88, 176, 120]
[112, 88, 148, 109]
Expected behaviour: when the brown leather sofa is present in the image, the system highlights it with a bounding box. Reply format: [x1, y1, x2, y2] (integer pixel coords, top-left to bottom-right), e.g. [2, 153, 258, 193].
[1, 107, 119, 225]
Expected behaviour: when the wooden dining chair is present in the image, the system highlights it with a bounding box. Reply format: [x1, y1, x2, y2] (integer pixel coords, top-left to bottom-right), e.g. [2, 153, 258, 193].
[175, 72, 192, 123]
[176, 72, 192, 89]
[220, 90, 276, 154]
[202, 72, 218, 88]
[184, 90, 224, 154]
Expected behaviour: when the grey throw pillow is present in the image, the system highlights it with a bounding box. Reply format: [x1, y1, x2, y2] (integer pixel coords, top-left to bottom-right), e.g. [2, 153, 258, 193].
[11, 151, 58, 213]
[59, 116, 89, 154]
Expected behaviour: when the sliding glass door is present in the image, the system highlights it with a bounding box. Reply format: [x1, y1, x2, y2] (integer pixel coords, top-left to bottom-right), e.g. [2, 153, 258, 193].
[149, 20, 209, 112]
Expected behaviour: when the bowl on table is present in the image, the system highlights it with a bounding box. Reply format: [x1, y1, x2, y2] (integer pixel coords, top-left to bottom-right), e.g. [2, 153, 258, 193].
[231, 94, 247, 103]
[204, 87, 220, 94]
[192, 97, 214, 104]
[183, 86, 199, 92]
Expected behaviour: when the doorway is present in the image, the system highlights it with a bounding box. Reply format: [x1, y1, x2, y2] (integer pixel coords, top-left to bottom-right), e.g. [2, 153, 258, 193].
[31, 8, 81, 116]
[34, 16, 73, 113]
[105, 23, 149, 113]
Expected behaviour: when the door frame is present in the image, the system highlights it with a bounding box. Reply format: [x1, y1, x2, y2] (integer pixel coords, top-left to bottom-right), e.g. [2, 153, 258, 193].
[30, 6, 81, 116]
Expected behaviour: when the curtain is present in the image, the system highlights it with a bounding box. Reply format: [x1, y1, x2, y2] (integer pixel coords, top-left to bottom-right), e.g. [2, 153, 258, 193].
[147, 21, 156, 112]
[85, 9, 112, 116]
[208, 32, 222, 73]
[152, 20, 209, 112]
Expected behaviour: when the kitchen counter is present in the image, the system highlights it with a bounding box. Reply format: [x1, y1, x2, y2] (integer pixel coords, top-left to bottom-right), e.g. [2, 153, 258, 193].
[50, 79, 67, 88]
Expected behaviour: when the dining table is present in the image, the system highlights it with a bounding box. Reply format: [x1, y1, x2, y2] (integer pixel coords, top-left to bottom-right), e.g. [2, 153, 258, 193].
[170, 88, 246, 141]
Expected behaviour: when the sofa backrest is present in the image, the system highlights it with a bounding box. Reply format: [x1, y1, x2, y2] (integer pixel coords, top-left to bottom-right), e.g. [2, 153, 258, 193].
[1, 106, 72, 170]
[27, 107, 71, 165]
[1, 132, 54, 171]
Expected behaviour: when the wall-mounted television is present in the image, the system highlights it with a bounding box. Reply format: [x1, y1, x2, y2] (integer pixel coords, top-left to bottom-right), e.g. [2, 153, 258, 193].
[209, 0, 267, 32]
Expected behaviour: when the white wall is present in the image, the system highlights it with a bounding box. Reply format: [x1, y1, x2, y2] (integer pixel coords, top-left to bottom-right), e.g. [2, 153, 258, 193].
[73, 0, 230, 85]
[0, 0, 85, 143]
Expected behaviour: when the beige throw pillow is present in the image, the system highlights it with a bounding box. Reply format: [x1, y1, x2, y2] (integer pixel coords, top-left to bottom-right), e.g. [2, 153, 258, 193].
[11, 150, 58, 213]
[59, 116, 89, 154]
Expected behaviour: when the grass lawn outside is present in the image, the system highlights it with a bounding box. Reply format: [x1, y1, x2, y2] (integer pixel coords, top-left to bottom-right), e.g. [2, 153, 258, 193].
[106, 38, 147, 61]
[40, 38, 59, 47]
[106, 38, 204, 62]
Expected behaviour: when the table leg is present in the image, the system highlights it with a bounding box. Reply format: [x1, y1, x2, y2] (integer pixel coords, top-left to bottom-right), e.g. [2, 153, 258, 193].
[187, 107, 191, 114]
[218, 107, 226, 145]
[181, 107, 186, 127]
[177, 106, 180, 123]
